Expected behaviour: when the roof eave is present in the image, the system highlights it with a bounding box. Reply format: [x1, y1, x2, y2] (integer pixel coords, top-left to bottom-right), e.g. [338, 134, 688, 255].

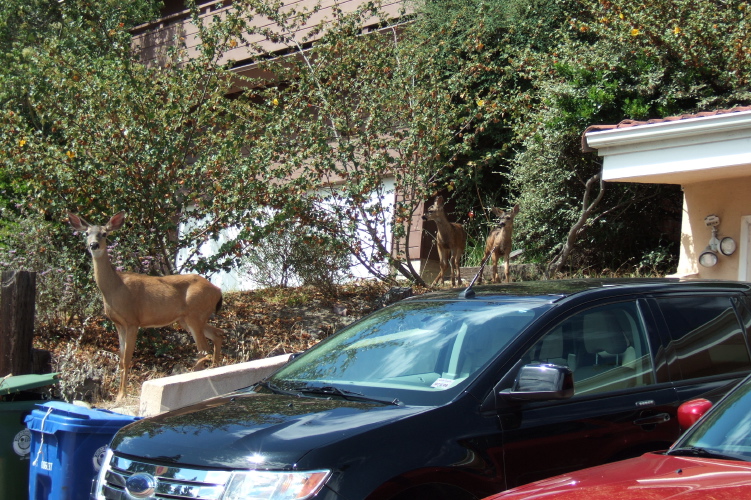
[584, 110, 751, 154]
[583, 110, 751, 184]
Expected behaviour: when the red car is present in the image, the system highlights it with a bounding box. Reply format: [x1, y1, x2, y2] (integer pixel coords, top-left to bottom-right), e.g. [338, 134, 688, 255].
[485, 376, 751, 500]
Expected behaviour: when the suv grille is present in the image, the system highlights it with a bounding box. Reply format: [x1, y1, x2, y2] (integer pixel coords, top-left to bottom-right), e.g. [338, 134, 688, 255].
[96, 452, 232, 500]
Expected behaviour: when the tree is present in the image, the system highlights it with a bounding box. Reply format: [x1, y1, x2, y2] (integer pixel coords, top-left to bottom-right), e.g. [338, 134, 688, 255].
[411, 0, 749, 274]
[0, 0, 269, 283]
[508, 0, 750, 271]
[0, 0, 492, 305]
[200, 0, 487, 284]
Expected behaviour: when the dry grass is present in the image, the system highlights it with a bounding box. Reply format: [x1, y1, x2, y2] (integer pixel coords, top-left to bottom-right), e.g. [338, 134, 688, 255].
[34, 280, 394, 406]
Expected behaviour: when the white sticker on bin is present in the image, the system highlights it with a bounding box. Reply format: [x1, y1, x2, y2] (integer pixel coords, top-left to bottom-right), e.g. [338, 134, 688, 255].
[13, 428, 31, 457]
[93, 446, 108, 471]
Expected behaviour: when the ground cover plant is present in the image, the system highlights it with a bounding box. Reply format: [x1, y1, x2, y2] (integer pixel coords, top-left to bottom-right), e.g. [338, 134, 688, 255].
[34, 281, 393, 407]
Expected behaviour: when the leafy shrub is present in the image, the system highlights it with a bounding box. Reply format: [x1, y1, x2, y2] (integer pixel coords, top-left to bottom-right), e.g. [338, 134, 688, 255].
[52, 335, 119, 403]
[241, 218, 352, 292]
[0, 207, 101, 324]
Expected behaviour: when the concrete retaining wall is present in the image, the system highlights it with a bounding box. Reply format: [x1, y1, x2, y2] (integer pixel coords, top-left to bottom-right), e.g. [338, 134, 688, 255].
[139, 353, 292, 416]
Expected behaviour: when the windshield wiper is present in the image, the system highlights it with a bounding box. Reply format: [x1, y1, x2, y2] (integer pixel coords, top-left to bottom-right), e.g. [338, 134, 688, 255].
[293, 385, 402, 406]
[669, 446, 748, 462]
[255, 380, 301, 397]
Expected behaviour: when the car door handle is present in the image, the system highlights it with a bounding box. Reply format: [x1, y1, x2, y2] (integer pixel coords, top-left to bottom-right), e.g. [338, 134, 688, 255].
[633, 413, 671, 426]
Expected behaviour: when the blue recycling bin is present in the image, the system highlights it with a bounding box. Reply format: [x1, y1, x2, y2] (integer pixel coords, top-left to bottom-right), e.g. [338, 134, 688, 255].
[24, 401, 140, 500]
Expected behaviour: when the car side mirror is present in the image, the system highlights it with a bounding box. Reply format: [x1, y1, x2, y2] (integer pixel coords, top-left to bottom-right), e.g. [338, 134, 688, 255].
[499, 363, 574, 402]
[677, 398, 713, 430]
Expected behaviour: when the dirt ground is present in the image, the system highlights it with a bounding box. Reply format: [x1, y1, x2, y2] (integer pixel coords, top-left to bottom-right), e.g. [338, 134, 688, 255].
[33, 281, 424, 413]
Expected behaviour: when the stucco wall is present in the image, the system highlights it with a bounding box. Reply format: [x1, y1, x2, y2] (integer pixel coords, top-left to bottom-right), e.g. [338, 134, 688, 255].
[677, 176, 751, 280]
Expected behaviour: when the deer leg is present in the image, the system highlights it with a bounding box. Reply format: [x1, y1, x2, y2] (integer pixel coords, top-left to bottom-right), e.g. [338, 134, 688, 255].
[477, 249, 491, 284]
[491, 250, 501, 283]
[180, 318, 213, 370]
[451, 252, 462, 286]
[504, 253, 511, 283]
[448, 252, 455, 287]
[455, 254, 462, 286]
[116, 324, 138, 401]
[432, 247, 449, 286]
[203, 324, 224, 366]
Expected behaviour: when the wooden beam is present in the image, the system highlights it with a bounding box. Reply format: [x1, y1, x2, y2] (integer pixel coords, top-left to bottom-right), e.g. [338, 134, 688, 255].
[0, 271, 36, 377]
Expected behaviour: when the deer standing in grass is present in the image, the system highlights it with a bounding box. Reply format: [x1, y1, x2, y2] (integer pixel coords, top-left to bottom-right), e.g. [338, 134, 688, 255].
[67, 211, 224, 401]
[422, 196, 467, 286]
[479, 204, 520, 283]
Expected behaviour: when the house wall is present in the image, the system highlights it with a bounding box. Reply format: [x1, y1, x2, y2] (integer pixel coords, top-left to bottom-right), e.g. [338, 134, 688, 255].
[132, 0, 406, 68]
[676, 176, 751, 280]
[177, 177, 399, 291]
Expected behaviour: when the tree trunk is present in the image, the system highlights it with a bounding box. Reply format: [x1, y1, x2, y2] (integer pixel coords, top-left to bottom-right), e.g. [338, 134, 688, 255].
[0, 270, 37, 377]
[548, 174, 606, 276]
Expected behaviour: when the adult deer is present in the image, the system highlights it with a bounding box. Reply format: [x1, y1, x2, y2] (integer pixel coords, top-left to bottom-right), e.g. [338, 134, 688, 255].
[479, 204, 520, 283]
[422, 196, 467, 286]
[67, 211, 224, 401]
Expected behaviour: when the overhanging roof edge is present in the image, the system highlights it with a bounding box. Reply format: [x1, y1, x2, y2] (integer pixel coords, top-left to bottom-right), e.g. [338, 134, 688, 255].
[584, 109, 751, 153]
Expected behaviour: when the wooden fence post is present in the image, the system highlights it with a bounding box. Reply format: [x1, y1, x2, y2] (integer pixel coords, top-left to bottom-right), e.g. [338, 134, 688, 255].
[0, 270, 36, 377]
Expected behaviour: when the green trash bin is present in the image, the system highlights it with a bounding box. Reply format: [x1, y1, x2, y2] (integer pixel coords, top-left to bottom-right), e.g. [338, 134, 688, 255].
[0, 373, 59, 500]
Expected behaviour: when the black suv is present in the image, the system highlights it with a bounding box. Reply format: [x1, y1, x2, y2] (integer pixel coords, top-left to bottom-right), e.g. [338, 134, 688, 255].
[92, 279, 751, 500]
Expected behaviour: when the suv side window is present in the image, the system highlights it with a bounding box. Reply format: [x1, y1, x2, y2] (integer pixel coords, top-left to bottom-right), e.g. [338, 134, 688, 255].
[656, 296, 751, 380]
[522, 301, 654, 395]
[739, 296, 751, 337]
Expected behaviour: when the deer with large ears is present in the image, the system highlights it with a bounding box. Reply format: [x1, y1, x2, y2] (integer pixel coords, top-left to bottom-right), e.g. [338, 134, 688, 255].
[422, 196, 467, 286]
[479, 204, 520, 284]
[67, 211, 224, 401]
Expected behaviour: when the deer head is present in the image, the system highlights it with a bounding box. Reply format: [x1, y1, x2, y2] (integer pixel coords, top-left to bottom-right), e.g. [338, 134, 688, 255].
[491, 204, 520, 229]
[68, 211, 126, 259]
[422, 196, 447, 222]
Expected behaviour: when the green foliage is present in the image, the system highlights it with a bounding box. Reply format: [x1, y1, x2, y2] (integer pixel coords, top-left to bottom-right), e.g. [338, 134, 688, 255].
[203, 0, 489, 283]
[0, 0, 274, 285]
[501, 0, 750, 269]
[0, 0, 748, 328]
[586, 0, 751, 110]
[240, 212, 352, 291]
[637, 242, 678, 276]
[407, 0, 749, 272]
[0, 207, 101, 323]
[0, 0, 498, 321]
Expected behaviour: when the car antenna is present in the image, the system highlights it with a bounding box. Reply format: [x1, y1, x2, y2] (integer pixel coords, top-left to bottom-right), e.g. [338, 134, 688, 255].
[459, 245, 497, 299]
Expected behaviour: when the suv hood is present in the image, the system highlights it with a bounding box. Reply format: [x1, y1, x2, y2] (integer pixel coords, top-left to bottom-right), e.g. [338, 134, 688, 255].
[111, 391, 430, 469]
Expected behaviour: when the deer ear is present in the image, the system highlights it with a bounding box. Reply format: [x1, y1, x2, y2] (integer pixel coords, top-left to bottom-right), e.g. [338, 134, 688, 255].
[67, 212, 90, 231]
[491, 207, 503, 216]
[435, 196, 445, 205]
[106, 211, 126, 231]
[512, 204, 520, 214]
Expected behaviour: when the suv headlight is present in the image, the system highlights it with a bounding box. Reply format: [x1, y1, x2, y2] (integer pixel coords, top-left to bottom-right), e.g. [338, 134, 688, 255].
[222, 470, 331, 500]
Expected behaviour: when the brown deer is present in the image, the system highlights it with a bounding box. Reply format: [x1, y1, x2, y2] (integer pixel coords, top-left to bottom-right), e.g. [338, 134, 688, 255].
[422, 196, 467, 286]
[480, 204, 520, 283]
[67, 211, 224, 401]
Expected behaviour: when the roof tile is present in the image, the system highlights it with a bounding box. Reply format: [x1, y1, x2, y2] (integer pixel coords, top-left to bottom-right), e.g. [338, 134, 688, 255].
[582, 105, 751, 152]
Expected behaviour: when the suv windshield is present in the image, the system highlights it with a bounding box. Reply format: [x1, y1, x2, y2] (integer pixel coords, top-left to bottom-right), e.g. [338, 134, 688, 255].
[265, 299, 549, 405]
[671, 377, 751, 462]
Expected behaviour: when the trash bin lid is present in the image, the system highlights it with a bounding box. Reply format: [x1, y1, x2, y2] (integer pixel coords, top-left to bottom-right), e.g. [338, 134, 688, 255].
[0, 373, 60, 396]
[25, 401, 140, 435]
